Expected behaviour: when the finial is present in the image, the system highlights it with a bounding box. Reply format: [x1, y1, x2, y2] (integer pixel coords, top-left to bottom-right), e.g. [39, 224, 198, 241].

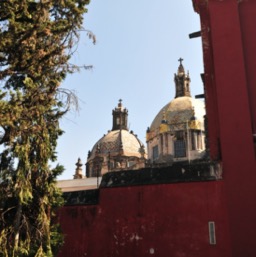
[74, 157, 84, 179]
[178, 57, 184, 65]
[177, 57, 185, 75]
[118, 99, 122, 108]
[75, 158, 83, 169]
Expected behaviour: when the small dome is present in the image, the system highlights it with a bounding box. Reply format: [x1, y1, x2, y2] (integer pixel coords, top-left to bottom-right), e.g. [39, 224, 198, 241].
[88, 130, 145, 161]
[86, 100, 147, 178]
[150, 96, 205, 131]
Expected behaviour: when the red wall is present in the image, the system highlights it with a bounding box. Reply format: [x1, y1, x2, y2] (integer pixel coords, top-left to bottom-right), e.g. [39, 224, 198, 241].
[193, 1, 256, 256]
[57, 181, 231, 257]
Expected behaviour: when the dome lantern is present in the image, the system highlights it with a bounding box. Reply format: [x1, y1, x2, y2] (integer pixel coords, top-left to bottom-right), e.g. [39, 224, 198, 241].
[174, 58, 191, 98]
[112, 99, 128, 131]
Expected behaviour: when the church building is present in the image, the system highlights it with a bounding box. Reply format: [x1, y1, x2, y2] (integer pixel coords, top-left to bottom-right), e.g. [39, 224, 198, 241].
[58, 60, 207, 193]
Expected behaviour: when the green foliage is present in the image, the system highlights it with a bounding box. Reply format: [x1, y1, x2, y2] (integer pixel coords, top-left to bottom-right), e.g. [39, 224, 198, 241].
[0, 1, 90, 256]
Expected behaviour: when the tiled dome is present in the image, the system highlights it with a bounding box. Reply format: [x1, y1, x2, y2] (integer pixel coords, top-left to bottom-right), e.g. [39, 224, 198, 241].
[88, 130, 145, 161]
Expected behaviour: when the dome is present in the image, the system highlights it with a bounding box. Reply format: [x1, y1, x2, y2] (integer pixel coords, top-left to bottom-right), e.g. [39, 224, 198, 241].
[150, 96, 205, 131]
[86, 100, 147, 178]
[88, 130, 145, 161]
[146, 60, 206, 165]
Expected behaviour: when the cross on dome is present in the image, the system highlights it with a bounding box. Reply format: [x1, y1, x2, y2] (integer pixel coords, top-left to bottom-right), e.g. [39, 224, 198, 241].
[178, 57, 184, 65]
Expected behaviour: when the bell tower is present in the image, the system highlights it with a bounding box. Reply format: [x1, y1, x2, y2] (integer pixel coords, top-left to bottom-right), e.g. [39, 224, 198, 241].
[112, 99, 128, 131]
[174, 58, 191, 98]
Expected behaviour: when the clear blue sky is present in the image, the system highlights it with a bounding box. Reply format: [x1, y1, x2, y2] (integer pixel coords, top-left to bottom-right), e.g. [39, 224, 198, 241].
[56, 0, 204, 180]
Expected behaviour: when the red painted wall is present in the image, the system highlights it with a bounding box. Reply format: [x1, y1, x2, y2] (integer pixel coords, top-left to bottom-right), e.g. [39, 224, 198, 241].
[193, 1, 256, 256]
[57, 181, 231, 257]
[239, 1, 256, 147]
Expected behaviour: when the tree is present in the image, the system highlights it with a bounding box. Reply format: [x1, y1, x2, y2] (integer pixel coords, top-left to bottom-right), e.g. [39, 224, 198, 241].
[0, 1, 92, 256]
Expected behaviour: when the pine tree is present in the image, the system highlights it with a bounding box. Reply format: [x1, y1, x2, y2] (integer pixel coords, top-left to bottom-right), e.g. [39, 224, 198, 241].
[0, 1, 92, 256]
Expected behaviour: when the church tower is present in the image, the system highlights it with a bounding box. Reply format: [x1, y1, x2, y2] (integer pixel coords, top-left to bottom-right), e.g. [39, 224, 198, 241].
[174, 58, 191, 98]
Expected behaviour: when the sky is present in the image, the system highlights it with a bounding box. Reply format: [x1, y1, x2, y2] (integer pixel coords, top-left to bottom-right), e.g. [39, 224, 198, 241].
[56, 0, 204, 180]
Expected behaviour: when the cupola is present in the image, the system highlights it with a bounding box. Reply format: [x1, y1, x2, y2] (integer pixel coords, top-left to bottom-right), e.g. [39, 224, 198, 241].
[174, 58, 191, 98]
[112, 99, 128, 131]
